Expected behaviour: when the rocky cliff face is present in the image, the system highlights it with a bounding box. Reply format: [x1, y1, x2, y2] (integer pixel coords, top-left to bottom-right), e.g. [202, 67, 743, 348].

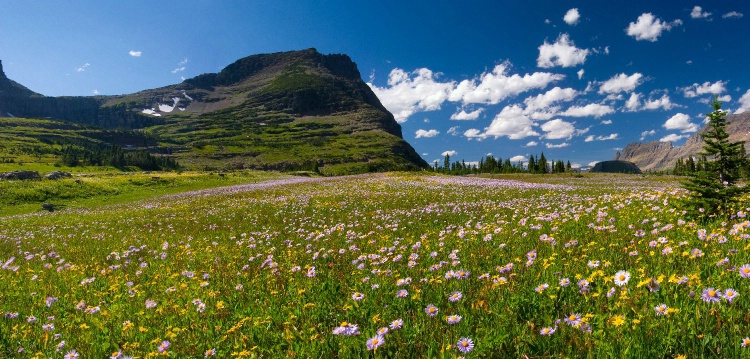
[615, 112, 750, 171]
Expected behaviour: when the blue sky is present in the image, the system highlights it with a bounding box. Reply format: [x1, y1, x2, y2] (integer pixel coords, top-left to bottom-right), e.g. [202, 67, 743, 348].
[2, 1, 749, 168]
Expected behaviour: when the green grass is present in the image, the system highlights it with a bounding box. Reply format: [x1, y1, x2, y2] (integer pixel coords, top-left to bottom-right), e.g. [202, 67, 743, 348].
[0, 170, 286, 217]
[1, 172, 750, 358]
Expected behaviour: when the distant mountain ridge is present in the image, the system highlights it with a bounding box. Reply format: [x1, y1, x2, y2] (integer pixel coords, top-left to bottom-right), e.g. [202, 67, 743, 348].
[0, 49, 429, 174]
[615, 112, 750, 172]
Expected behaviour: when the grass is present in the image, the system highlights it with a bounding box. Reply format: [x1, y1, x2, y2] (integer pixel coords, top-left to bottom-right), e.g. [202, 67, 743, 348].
[1, 172, 750, 358]
[0, 170, 286, 217]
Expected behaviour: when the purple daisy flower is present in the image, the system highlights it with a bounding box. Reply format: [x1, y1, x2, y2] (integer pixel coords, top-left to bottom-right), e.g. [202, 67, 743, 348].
[456, 337, 474, 353]
[389, 319, 403, 330]
[366, 335, 384, 350]
[739, 264, 750, 278]
[701, 288, 722, 303]
[723, 288, 739, 303]
[564, 313, 582, 327]
[425, 304, 438, 317]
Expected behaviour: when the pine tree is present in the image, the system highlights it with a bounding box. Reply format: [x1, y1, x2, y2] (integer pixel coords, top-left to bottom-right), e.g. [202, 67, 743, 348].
[538, 152, 548, 174]
[681, 98, 749, 219]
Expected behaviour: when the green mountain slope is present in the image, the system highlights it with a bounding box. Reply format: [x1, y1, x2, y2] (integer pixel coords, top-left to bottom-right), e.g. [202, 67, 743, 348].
[0, 49, 429, 174]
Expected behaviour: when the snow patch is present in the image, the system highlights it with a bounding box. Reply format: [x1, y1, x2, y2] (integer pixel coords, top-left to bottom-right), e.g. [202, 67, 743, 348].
[142, 109, 162, 117]
[182, 91, 193, 101]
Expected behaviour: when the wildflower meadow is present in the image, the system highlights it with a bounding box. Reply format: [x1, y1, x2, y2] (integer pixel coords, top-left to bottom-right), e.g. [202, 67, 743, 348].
[1, 172, 750, 358]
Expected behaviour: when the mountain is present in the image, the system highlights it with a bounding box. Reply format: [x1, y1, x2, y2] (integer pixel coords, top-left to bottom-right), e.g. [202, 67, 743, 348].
[0, 49, 429, 174]
[615, 112, 750, 172]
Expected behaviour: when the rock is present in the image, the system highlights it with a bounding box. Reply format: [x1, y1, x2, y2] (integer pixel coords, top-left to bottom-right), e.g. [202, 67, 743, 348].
[591, 160, 642, 174]
[42, 203, 54, 212]
[616, 112, 750, 172]
[0, 170, 41, 180]
[45, 171, 72, 180]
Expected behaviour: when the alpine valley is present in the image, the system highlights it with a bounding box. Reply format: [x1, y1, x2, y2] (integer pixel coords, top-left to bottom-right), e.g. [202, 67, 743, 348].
[0, 49, 429, 174]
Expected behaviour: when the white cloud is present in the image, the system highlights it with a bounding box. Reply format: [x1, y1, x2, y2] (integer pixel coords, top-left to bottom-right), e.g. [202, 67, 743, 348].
[736, 89, 750, 114]
[450, 62, 564, 104]
[642, 94, 675, 110]
[625, 92, 641, 111]
[129, 50, 142, 57]
[415, 129, 440, 138]
[561, 103, 614, 118]
[690, 6, 712, 19]
[441, 150, 458, 157]
[626, 13, 682, 41]
[585, 133, 619, 142]
[483, 105, 540, 139]
[545, 142, 569, 148]
[76, 63, 90, 72]
[92, 89, 99, 95]
[537, 33, 590, 68]
[523, 87, 578, 113]
[510, 155, 528, 163]
[541, 119, 576, 140]
[447, 126, 460, 136]
[682, 80, 727, 97]
[171, 67, 186, 74]
[588, 161, 600, 167]
[571, 163, 582, 169]
[723, 11, 744, 19]
[601, 119, 613, 124]
[577, 69, 584, 80]
[525, 141, 538, 147]
[717, 94, 732, 102]
[463, 128, 485, 140]
[368, 68, 455, 123]
[599, 73, 644, 94]
[564, 8, 581, 25]
[640, 129, 656, 140]
[660, 133, 689, 142]
[663, 113, 699, 133]
[450, 108, 484, 120]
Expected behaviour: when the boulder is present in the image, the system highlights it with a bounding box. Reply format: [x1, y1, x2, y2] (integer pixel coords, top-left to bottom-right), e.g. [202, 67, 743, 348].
[0, 170, 41, 180]
[45, 171, 72, 180]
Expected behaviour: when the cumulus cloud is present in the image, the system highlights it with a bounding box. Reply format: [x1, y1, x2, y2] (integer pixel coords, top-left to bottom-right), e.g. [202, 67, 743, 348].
[483, 105, 540, 139]
[640, 129, 656, 140]
[599, 73, 644, 94]
[736, 89, 750, 114]
[129, 50, 142, 57]
[523, 87, 578, 114]
[660, 133, 689, 142]
[690, 6, 712, 19]
[447, 126, 460, 136]
[463, 128, 485, 140]
[545, 142, 569, 148]
[642, 94, 675, 110]
[564, 8, 581, 25]
[723, 11, 743, 19]
[537, 33, 590, 68]
[525, 141, 538, 147]
[584, 133, 619, 142]
[450, 62, 564, 104]
[541, 119, 576, 140]
[561, 103, 614, 118]
[681, 80, 727, 97]
[624, 93, 641, 111]
[441, 150, 458, 157]
[626, 13, 682, 41]
[601, 119, 613, 124]
[76, 63, 90, 72]
[415, 129, 440, 138]
[663, 113, 699, 133]
[588, 161, 600, 167]
[577, 69, 584, 80]
[450, 108, 484, 120]
[510, 155, 528, 163]
[368, 68, 454, 123]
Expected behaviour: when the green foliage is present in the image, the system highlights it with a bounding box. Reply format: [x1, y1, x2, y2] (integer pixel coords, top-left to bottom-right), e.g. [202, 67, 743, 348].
[681, 98, 750, 219]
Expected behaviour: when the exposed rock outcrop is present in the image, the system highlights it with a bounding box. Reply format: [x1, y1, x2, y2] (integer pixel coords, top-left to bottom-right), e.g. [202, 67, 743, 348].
[615, 112, 750, 172]
[591, 160, 642, 174]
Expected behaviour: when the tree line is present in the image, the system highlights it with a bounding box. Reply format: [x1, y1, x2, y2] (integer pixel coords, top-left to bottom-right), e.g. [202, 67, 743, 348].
[60, 144, 179, 171]
[432, 152, 574, 175]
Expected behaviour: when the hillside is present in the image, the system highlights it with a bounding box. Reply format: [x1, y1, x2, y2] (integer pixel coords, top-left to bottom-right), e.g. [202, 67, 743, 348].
[615, 112, 750, 172]
[0, 49, 429, 174]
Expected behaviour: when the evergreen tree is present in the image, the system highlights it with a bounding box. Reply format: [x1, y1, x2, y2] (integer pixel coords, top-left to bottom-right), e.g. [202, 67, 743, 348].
[527, 156, 536, 174]
[566, 160, 572, 172]
[681, 98, 749, 219]
[538, 152, 548, 174]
